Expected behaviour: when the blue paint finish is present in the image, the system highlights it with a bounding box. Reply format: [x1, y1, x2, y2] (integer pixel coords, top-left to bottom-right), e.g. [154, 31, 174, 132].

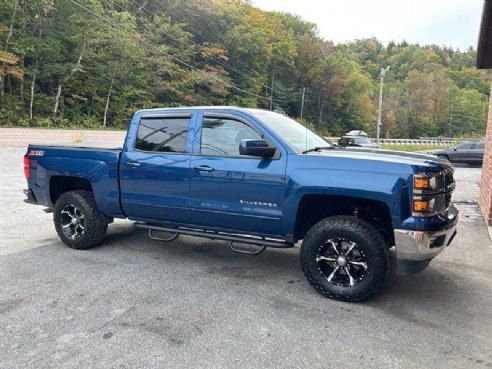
[189, 156, 287, 235]
[189, 109, 288, 235]
[120, 151, 192, 223]
[120, 110, 197, 223]
[25, 106, 458, 241]
[26, 146, 122, 217]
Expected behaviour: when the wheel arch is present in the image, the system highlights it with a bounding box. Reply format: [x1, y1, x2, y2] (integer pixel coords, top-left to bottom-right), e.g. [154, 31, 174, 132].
[293, 194, 394, 246]
[50, 176, 93, 206]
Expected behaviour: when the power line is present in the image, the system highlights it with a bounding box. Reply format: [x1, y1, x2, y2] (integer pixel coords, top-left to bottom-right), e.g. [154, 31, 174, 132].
[127, 0, 255, 84]
[69, 0, 303, 103]
[131, 0, 301, 102]
[153, 0, 302, 100]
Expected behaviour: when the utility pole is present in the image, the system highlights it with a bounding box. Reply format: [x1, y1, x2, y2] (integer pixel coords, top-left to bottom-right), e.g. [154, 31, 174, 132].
[449, 114, 452, 137]
[269, 62, 275, 111]
[300, 87, 306, 120]
[377, 66, 390, 144]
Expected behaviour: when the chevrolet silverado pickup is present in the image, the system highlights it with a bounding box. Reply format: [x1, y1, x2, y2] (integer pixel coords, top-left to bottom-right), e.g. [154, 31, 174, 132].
[24, 107, 459, 301]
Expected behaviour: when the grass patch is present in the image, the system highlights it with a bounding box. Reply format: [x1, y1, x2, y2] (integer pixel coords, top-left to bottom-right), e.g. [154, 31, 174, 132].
[380, 144, 454, 152]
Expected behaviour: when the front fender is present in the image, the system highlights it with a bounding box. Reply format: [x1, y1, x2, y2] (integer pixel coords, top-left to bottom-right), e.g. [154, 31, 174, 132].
[282, 155, 413, 236]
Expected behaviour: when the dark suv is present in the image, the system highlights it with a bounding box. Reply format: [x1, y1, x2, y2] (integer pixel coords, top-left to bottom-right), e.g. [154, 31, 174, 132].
[429, 141, 485, 165]
[338, 135, 379, 149]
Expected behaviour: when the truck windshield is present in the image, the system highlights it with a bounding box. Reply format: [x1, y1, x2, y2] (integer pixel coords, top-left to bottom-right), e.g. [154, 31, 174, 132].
[253, 111, 329, 152]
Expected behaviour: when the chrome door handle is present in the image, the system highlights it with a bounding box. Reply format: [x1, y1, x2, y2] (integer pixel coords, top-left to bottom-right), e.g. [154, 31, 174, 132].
[124, 161, 141, 168]
[193, 165, 214, 172]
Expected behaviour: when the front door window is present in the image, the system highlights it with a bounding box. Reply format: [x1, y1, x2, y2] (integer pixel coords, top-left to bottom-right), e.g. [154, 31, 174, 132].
[200, 117, 261, 157]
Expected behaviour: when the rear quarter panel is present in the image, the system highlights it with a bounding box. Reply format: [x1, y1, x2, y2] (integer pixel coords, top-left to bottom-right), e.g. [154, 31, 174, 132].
[26, 146, 123, 217]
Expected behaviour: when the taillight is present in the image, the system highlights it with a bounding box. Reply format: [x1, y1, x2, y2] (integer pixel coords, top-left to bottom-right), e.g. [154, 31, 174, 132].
[24, 155, 30, 179]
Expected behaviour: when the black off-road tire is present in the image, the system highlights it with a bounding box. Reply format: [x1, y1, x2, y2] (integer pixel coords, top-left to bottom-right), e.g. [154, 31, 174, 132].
[300, 216, 390, 302]
[53, 190, 108, 249]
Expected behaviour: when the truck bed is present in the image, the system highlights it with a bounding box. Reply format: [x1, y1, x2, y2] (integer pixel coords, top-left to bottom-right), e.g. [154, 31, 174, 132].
[26, 144, 124, 218]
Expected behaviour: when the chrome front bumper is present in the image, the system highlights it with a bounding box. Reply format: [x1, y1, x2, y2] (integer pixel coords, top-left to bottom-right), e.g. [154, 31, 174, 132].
[394, 204, 458, 274]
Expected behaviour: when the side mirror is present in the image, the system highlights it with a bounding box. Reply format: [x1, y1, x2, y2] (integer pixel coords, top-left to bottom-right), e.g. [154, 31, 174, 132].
[239, 139, 276, 158]
[453, 148, 457, 151]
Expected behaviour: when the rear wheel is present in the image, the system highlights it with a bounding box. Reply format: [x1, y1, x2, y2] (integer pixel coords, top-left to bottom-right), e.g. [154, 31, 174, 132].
[53, 190, 107, 249]
[300, 216, 390, 302]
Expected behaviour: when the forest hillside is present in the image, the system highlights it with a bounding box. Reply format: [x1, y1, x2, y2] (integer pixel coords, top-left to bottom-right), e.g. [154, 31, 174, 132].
[0, 0, 489, 138]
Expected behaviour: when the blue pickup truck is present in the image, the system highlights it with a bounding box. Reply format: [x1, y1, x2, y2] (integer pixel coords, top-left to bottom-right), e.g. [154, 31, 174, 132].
[24, 107, 458, 301]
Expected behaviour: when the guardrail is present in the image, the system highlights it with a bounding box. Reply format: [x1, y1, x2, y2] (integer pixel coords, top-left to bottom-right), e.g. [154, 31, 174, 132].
[378, 138, 456, 145]
[324, 137, 457, 146]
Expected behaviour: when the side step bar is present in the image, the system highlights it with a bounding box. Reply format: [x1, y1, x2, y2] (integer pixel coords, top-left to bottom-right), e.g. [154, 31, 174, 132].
[134, 222, 294, 249]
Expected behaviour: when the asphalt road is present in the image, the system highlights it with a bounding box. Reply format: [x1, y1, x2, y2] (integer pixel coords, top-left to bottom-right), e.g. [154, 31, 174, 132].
[1, 147, 491, 369]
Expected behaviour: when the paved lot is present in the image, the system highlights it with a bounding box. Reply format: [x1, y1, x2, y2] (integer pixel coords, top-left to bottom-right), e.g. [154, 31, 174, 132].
[1, 145, 492, 369]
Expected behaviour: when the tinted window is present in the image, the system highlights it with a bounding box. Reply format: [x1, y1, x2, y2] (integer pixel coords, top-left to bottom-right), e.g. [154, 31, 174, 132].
[457, 143, 473, 150]
[201, 117, 261, 156]
[475, 142, 485, 150]
[136, 117, 189, 153]
[354, 137, 371, 144]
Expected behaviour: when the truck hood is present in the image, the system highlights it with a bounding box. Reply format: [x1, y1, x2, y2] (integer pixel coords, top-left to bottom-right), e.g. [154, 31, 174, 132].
[306, 147, 450, 171]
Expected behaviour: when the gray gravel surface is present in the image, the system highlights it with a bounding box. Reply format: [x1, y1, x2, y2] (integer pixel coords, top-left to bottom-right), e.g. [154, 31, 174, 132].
[1, 147, 491, 369]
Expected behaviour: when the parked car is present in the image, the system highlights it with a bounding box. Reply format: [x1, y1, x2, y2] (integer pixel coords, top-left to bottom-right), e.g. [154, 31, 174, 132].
[346, 130, 368, 137]
[428, 141, 485, 165]
[338, 135, 380, 149]
[24, 107, 458, 302]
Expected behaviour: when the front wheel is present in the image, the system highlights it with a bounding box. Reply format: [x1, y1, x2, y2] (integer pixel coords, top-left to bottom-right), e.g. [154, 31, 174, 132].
[300, 216, 390, 302]
[53, 190, 108, 249]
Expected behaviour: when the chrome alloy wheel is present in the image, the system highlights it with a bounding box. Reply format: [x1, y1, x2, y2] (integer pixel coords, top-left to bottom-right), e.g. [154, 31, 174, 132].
[60, 204, 85, 240]
[316, 238, 368, 287]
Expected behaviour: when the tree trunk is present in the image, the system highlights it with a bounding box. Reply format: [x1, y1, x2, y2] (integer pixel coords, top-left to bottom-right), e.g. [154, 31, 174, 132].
[60, 95, 64, 116]
[53, 83, 62, 119]
[87, 89, 97, 117]
[29, 74, 36, 122]
[103, 78, 114, 127]
[52, 42, 86, 119]
[7, 74, 12, 96]
[1, 1, 18, 106]
[19, 56, 24, 102]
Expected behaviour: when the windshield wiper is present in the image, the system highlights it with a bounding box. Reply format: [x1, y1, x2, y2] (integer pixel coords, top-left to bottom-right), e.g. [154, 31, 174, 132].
[301, 146, 336, 154]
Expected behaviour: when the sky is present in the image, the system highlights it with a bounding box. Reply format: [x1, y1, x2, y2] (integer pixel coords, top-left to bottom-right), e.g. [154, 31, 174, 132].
[250, 0, 484, 50]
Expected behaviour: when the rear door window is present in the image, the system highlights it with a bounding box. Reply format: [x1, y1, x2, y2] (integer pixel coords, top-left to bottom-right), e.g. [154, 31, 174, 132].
[135, 117, 190, 153]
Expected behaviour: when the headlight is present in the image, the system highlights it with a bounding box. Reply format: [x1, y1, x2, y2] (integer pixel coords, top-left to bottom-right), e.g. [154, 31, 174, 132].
[413, 195, 447, 215]
[414, 175, 433, 190]
[413, 171, 455, 195]
[412, 169, 454, 217]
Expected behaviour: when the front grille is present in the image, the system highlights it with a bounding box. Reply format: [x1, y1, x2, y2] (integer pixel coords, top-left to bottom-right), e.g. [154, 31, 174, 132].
[444, 169, 455, 192]
[443, 169, 454, 210]
[445, 192, 452, 209]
